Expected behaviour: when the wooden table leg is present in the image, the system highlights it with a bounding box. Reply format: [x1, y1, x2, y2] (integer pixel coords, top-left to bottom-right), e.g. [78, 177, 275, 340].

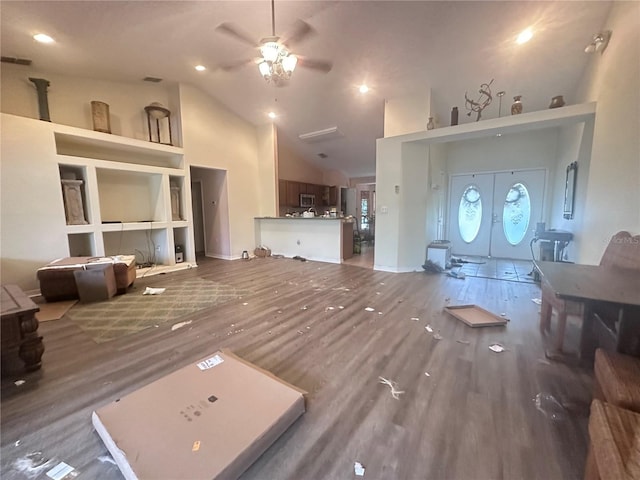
[18, 313, 44, 371]
[540, 285, 553, 334]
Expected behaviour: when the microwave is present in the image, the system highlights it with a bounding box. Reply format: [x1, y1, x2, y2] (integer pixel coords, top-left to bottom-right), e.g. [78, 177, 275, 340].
[300, 193, 315, 207]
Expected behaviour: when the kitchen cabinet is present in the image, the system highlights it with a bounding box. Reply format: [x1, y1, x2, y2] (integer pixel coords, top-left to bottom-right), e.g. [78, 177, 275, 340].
[329, 186, 338, 206]
[279, 180, 339, 207]
[286, 181, 300, 206]
[278, 179, 287, 206]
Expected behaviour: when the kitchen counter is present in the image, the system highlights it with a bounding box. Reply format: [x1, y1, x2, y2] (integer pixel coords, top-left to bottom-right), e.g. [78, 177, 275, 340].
[255, 217, 354, 263]
[255, 216, 350, 220]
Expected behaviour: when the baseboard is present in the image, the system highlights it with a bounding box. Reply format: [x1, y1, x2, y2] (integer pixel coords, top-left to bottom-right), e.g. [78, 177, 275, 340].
[374, 264, 422, 273]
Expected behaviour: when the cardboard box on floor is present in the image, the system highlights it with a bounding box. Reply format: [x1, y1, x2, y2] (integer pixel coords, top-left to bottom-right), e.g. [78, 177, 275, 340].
[92, 349, 306, 480]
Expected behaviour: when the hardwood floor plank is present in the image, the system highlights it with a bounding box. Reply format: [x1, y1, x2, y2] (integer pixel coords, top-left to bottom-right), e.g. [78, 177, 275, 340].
[1, 257, 593, 479]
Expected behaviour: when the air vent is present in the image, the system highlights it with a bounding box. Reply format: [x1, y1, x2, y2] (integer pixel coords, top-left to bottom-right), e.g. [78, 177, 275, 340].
[298, 126, 343, 143]
[317, 153, 328, 159]
[1, 56, 32, 66]
[143, 76, 163, 83]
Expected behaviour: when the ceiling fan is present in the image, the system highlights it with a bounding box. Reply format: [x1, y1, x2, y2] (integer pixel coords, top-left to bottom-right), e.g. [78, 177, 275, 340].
[215, 0, 332, 86]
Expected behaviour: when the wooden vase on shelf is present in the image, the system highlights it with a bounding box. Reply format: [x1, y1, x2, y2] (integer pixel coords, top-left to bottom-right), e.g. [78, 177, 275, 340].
[91, 101, 111, 134]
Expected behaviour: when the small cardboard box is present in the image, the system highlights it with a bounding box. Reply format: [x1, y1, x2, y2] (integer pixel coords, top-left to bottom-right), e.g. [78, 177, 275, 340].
[92, 349, 306, 480]
[254, 247, 271, 258]
[73, 263, 117, 303]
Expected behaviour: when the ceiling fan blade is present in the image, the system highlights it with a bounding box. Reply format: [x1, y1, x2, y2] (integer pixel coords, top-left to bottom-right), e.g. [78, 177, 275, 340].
[297, 56, 333, 73]
[280, 20, 315, 47]
[217, 58, 256, 72]
[215, 22, 257, 47]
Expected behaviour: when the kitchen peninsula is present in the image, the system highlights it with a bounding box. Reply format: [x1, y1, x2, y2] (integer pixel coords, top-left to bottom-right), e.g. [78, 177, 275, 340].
[255, 217, 354, 263]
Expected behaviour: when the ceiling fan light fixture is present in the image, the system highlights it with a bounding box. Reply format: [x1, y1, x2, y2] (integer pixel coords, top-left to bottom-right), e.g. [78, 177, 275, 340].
[282, 54, 297, 73]
[258, 61, 271, 78]
[260, 41, 280, 63]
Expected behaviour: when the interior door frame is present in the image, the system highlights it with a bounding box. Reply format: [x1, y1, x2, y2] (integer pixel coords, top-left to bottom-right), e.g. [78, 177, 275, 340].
[446, 167, 549, 258]
[190, 179, 207, 256]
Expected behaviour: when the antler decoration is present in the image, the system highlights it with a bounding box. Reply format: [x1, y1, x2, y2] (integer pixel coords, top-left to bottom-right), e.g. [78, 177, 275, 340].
[465, 79, 494, 122]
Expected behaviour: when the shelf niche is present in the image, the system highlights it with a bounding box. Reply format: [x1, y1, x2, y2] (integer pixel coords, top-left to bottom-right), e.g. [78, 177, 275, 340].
[59, 165, 89, 226]
[97, 169, 164, 223]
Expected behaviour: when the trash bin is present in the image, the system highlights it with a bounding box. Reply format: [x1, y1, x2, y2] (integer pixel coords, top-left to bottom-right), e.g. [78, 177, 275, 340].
[427, 240, 451, 269]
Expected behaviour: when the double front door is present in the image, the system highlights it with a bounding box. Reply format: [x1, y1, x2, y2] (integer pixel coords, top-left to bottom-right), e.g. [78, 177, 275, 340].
[447, 170, 546, 259]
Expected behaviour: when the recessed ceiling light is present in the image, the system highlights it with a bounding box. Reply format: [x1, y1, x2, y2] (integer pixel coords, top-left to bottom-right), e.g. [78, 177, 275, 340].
[33, 33, 54, 44]
[195, 65, 206, 72]
[268, 112, 277, 119]
[359, 84, 369, 94]
[516, 28, 533, 45]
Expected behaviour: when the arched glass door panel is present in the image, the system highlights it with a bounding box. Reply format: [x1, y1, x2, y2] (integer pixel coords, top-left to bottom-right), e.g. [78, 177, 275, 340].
[502, 182, 531, 246]
[458, 185, 482, 243]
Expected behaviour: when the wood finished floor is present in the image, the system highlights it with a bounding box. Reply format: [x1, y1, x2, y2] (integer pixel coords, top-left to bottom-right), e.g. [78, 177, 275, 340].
[1, 256, 594, 480]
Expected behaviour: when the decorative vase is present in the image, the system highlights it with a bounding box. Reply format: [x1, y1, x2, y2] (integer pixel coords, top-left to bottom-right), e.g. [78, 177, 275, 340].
[427, 117, 435, 130]
[549, 95, 565, 109]
[450, 107, 459, 126]
[511, 96, 523, 115]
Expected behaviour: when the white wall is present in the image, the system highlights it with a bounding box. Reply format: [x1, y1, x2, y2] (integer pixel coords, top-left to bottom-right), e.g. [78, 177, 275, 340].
[278, 139, 325, 184]
[398, 143, 430, 269]
[374, 138, 403, 271]
[374, 137, 431, 272]
[547, 121, 595, 262]
[257, 123, 277, 217]
[573, 1, 640, 263]
[383, 90, 432, 137]
[445, 128, 559, 177]
[426, 143, 448, 243]
[1, 64, 179, 144]
[179, 83, 269, 259]
[0, 114, 70, 289]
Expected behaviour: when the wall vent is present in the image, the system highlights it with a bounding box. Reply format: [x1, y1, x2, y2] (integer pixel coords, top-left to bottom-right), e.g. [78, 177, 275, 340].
[298, 126, 342, 143]
[143, 76, 163, 83]
[1, 56, 32, 66]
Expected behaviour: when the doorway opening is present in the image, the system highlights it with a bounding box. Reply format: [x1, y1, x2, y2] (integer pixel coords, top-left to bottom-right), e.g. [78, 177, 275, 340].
[190, 166, 231, 260]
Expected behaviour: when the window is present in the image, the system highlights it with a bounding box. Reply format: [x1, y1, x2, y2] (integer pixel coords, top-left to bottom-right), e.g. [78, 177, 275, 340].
[503, 182, 531, 245]
[360, 191, 369, 231]
[458, 185, 482, 243]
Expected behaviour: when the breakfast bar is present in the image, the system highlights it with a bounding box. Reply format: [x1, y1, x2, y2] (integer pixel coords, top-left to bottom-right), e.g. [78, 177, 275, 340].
[255, 217, 354, 263]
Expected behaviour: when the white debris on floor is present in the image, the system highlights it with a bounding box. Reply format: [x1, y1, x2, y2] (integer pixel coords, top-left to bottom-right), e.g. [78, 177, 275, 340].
[532, 298, 542, 305]
[354, 461, 366, 476]
[489, 343, 506, 353]
[171, 320, 192, 331]
[425, 325, 434, 333]
[410, 317, 420, 321]
[142, 287, 165, 295]
[378, 377, 405, 400]
[365, 307, 375, 312]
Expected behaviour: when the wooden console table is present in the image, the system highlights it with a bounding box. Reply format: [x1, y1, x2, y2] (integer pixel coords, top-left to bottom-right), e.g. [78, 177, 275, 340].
[1, 284, 45, 372]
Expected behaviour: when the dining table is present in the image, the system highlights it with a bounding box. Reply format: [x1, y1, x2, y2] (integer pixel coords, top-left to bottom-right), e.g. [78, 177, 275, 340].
[534, 260, 640, 360]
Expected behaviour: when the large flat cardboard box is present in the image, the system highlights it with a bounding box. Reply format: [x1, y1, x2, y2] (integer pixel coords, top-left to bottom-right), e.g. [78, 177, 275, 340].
[92, 349, 306, 480]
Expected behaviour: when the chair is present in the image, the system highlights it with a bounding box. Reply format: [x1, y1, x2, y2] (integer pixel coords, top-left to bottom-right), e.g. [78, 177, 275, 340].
[594, 348, 640, 413]
[584, 399, 640, 480]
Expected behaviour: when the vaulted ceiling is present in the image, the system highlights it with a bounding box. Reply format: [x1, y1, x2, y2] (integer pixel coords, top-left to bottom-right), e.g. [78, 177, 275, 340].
[1, 1, 613, 178]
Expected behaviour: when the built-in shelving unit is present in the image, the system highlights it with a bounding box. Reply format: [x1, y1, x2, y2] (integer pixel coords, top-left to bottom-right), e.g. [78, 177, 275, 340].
[54, 124, 195, 274]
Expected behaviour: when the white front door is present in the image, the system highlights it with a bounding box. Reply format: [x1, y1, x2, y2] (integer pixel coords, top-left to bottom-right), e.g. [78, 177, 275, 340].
[448, 169, 546, 259]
